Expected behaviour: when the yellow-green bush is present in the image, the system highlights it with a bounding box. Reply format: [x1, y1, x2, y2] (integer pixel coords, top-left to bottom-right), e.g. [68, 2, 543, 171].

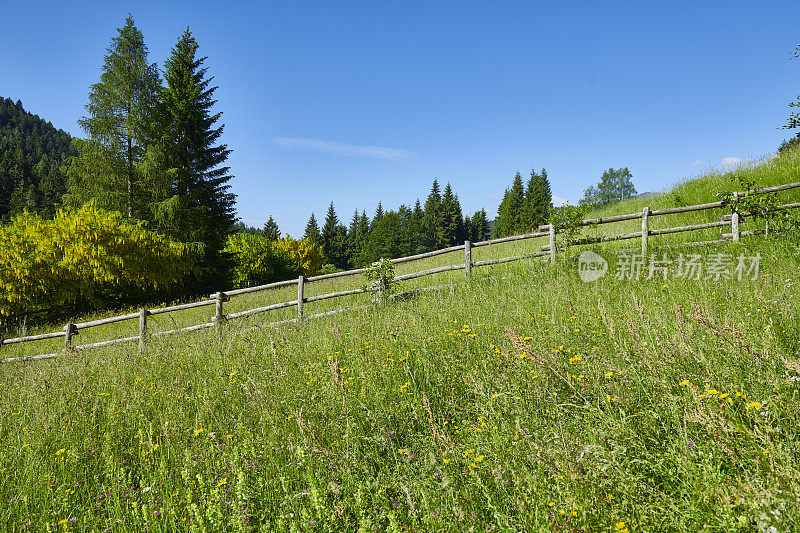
[272, 237, 325, 276]
[0, 202, 194, 321]
[224, 234, 325, 286]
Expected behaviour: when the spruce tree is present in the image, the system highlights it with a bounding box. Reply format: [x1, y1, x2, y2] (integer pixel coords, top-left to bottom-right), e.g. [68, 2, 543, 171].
[493, 173, 525, 237]
[463, 214, 473, 243]
[472, 209, 491, 241]
[321, 202, 346, 267]
[68, 15, 160, 219]
[373, 202, 384, 224]
[347, 210, 362, 265]
[397, 204, 414, 256]
[411, 199, 424, 253]
[439, 183, 463, 246]
[153, 27, 236, 283]
[303, 213, 321, 245]
[421, 179, 441, 250]
[524, 170, 538, 231]
[263, 216, 280, 240]
[493, 188, 511, 238]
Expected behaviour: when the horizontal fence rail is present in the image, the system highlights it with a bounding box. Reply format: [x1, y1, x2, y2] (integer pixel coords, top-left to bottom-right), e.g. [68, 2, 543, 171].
[4, 181, 800, 364]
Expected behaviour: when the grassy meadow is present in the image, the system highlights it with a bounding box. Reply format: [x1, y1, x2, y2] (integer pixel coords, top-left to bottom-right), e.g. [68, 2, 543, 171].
[1, 153, 800, 531]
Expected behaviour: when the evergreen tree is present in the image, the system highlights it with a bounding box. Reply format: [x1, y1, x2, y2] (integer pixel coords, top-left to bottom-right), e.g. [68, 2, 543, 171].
[359, 210, 370, 236]
[373, 201, 384, 224]
[397, 204, 415, 256]
[538, 168, 552, 225]
[347, 210, 362, 265]
[303, 213, 321, 245]
[262, 216, 280, 240]
[151, 27, 236, 284]
[319, 202, 349, 269]
[493, 172, 525, 237]
[351, 210, 370, 267]
[471, 209, 491, 241]
[360, 211, 401, 264]
[439, 183, 463, 246]
[463, 214, 473, 243]
[421, 178, 441, 250]
[411, 199, 424, 253]
[524, 167, 552, 230]
[67, 15, 161, 219]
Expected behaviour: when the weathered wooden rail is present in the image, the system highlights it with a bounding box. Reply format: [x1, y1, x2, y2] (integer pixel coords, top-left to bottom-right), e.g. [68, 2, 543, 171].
[3, 181, 800, 364]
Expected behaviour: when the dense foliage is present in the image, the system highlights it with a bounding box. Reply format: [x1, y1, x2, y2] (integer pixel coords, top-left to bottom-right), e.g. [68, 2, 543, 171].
[224, 234, 325, 286]
[66, 17, 235, 288]
[580, 167, 638, 208]
[0, 97, 75, 219]
[296, 179, 494, 270]
[493, 169, 552, 237]
[0, 202, 194, 322]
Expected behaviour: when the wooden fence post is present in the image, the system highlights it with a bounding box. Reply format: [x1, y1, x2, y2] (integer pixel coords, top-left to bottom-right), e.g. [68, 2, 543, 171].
[731, 192, 740, 241]
[641, 206, 650, 257]
[549, 224, 556, 264]
[64, 322, 76, 353]
[297, 275, 305, 321]
[464, 240, 472, 279]
[138, 308, 149, 353]
[214, 292, 227, 333]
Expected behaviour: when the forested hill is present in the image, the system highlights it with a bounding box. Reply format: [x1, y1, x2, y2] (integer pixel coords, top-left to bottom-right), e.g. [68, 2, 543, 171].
[0, 97, 75, 219]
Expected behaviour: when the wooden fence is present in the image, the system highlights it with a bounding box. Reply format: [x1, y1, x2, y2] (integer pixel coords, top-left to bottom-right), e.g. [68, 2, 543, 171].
[3, 181, 800, 364]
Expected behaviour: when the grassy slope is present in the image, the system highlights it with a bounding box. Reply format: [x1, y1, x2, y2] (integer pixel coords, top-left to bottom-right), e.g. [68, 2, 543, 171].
[4, 151, 799, 360]
[0, 152, 799, 530]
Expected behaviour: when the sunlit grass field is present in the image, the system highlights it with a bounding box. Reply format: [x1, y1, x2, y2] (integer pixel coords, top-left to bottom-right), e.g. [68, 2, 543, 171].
[1, 152, 800, 530]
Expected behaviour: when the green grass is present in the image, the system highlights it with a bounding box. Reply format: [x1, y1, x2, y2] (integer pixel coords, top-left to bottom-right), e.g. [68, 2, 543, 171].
[1, 152, 800, 530]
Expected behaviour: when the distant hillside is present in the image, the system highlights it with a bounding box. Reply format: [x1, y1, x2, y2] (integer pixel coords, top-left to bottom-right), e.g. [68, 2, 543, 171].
[0, 97, 75, 219]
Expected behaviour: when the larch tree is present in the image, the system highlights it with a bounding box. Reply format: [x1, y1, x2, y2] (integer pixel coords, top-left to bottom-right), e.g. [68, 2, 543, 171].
[68, 15, 160, 219]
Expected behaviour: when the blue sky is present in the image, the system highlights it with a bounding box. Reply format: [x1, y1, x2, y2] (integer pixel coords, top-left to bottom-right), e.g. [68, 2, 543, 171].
[2, 1, 799, 236]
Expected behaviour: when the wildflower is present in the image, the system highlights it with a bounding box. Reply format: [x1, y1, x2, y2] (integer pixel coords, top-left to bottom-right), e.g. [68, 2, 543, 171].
[615, 522, 629, 533]
[605, 372, 614, 378]
[718, 393, 729, 399]
[217, 478, 227, 487]
[475, 455, 484, 462]
[679, 380, 689, 386]
[443, 458, 451, 465]
[548, 501, 554, 507]
[193, 429, 203, 437]
[58, 519, 68, 525]
[747, 401, 762, 410]
[55, 449, 65, 456]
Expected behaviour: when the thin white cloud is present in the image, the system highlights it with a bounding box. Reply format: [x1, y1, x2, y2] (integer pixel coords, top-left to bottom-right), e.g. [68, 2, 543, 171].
[721, 156, 743, 168]
[551, 195, 568, 207]
[691, 159, 706, 167]
[271, 137, 416, 160]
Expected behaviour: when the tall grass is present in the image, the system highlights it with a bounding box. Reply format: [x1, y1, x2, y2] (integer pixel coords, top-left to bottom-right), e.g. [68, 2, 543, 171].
[1, 232, 799, 531]
[1, 152, 799, 530]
